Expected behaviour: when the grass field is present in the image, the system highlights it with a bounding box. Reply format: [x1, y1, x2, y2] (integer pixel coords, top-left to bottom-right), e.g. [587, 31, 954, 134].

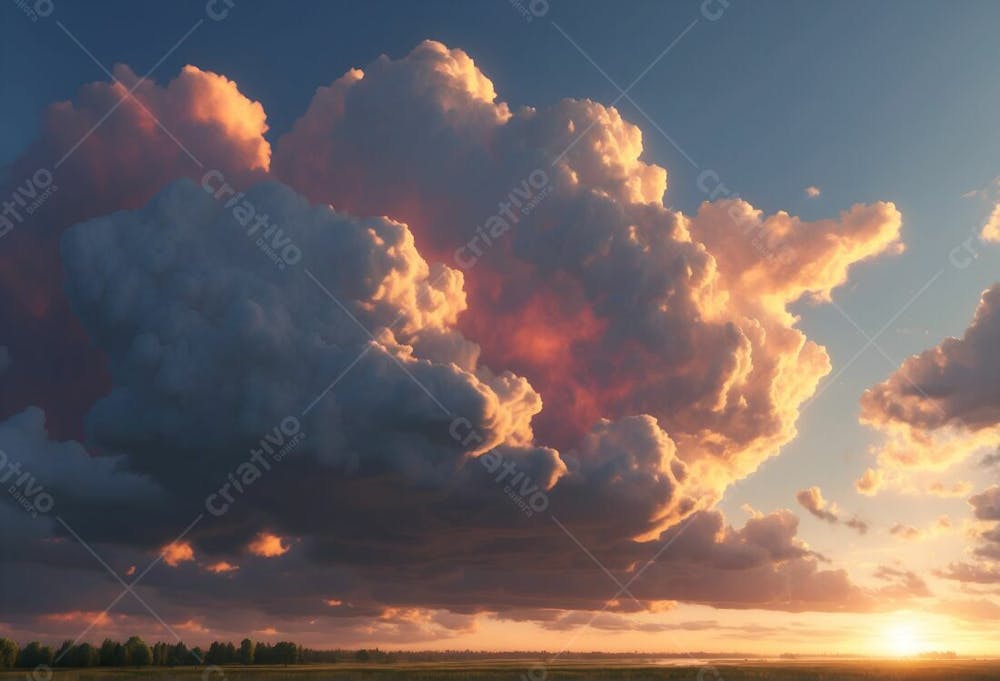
[3, 659, 1000, 681]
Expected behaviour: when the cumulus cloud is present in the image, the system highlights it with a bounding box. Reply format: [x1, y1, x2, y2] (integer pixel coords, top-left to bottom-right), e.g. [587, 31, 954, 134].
[0, 40, 914, 638]
[860, 284, 1000, 492]
[274, 39, 903, 507]
[805, 186, 821, 198]
[0, 64, 271, 440]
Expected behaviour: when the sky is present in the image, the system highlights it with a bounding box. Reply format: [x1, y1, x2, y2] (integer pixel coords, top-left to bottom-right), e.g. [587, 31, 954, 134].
[2, 0, 1000, 657]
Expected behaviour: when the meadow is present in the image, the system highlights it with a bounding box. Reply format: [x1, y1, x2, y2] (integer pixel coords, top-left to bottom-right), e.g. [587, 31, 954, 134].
[3, 659, 1000, 681]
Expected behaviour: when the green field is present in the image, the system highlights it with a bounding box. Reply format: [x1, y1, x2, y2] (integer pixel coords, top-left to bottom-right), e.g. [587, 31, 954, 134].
[4, 659, 1000, 681]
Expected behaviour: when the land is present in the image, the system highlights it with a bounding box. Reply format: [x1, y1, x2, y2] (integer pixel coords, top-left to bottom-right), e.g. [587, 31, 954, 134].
[4, 658, 1000, 681]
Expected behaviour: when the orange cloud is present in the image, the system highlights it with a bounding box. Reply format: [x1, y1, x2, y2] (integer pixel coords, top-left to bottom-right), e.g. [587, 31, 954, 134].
[982, 202, 1000, 242]
[41, 611, 111, 625]
[0, 62, 272, 439]
[161, 541, 195, 567]
[860, 285, 1000, 493]
[795, 486, 868, 534]
[176, 619, 210, 633]
[273, 40, 904, 537]
[247, 532, 290, 557]
[204, 561, 239, 574]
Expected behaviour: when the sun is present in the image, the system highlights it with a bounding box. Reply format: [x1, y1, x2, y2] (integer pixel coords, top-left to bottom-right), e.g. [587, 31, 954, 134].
[885, 620, 921, 657]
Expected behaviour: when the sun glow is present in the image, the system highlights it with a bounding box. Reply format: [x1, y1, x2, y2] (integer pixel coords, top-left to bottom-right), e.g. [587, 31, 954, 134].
[886, 622, 919, 656]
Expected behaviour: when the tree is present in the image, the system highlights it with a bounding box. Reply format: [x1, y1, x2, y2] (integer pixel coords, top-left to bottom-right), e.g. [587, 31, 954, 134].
[99, 639, 124, 666]
[273, 642, 299, 665]
[124, 636, 152, 666]
[73, 643, 99, 667]
[152, 642, 169, 666]
[239, 639, 255, 665]
[206, 642, 225, 665]
[53, 641, 73, 667]
[15, 642, 53, 668]
[168, 642, 190, 666]
[0, 639, 18, 669]
[355, 649, 371, 663]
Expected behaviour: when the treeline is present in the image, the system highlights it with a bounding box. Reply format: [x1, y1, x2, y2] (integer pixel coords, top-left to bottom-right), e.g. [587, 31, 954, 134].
[0, 637, 315, 668]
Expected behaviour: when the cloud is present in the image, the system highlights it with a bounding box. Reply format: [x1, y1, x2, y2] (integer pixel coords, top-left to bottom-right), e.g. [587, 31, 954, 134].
[980, 449, 1000, 468]
[204, 561, 239, 574]
[934, 487, 1000, 585]
[937, 562, 1000, 584]
[844, 517, 870, 534]
[887, 515, 952, 541]
[859, 284, 1000, 491]
[0, 64, 271, 440]
[794, 486, 867, 534]
[0, 39, 913, 639]
[872, 565, 932, 598]
[273, 39, 902, 505]
[982, 202, 1000, 243]
[247, 533, 290, 558]
[805, 186, 821, 198]
[970, 486, 1000, 521]
[0, 406, 164, 546]
[796, 487, 839, 523]
[162, 541, 196, 567]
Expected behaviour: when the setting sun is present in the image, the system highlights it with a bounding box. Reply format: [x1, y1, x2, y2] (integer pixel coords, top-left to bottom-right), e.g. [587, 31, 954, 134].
[885, 621, 920, 657]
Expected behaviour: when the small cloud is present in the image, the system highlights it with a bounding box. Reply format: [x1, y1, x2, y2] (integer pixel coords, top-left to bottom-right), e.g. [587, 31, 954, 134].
[856, 467, 883, 495]
[844, 517, 869, 534]
[795, 486, 867, 534]
[796, 486, 838, 523]
[41, 611, 112, 625]
[247, 531, 290, 557]
[161, 541, 195, 567]
[928, 480, 973, 498]
[204, 561, 239, 574]
[981, 203, 1000, 243]
[176, 619, 210, 633]
[889, 516, 953, 541]
[804, 185, 821, 198]
[889, 523, 922, 541]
